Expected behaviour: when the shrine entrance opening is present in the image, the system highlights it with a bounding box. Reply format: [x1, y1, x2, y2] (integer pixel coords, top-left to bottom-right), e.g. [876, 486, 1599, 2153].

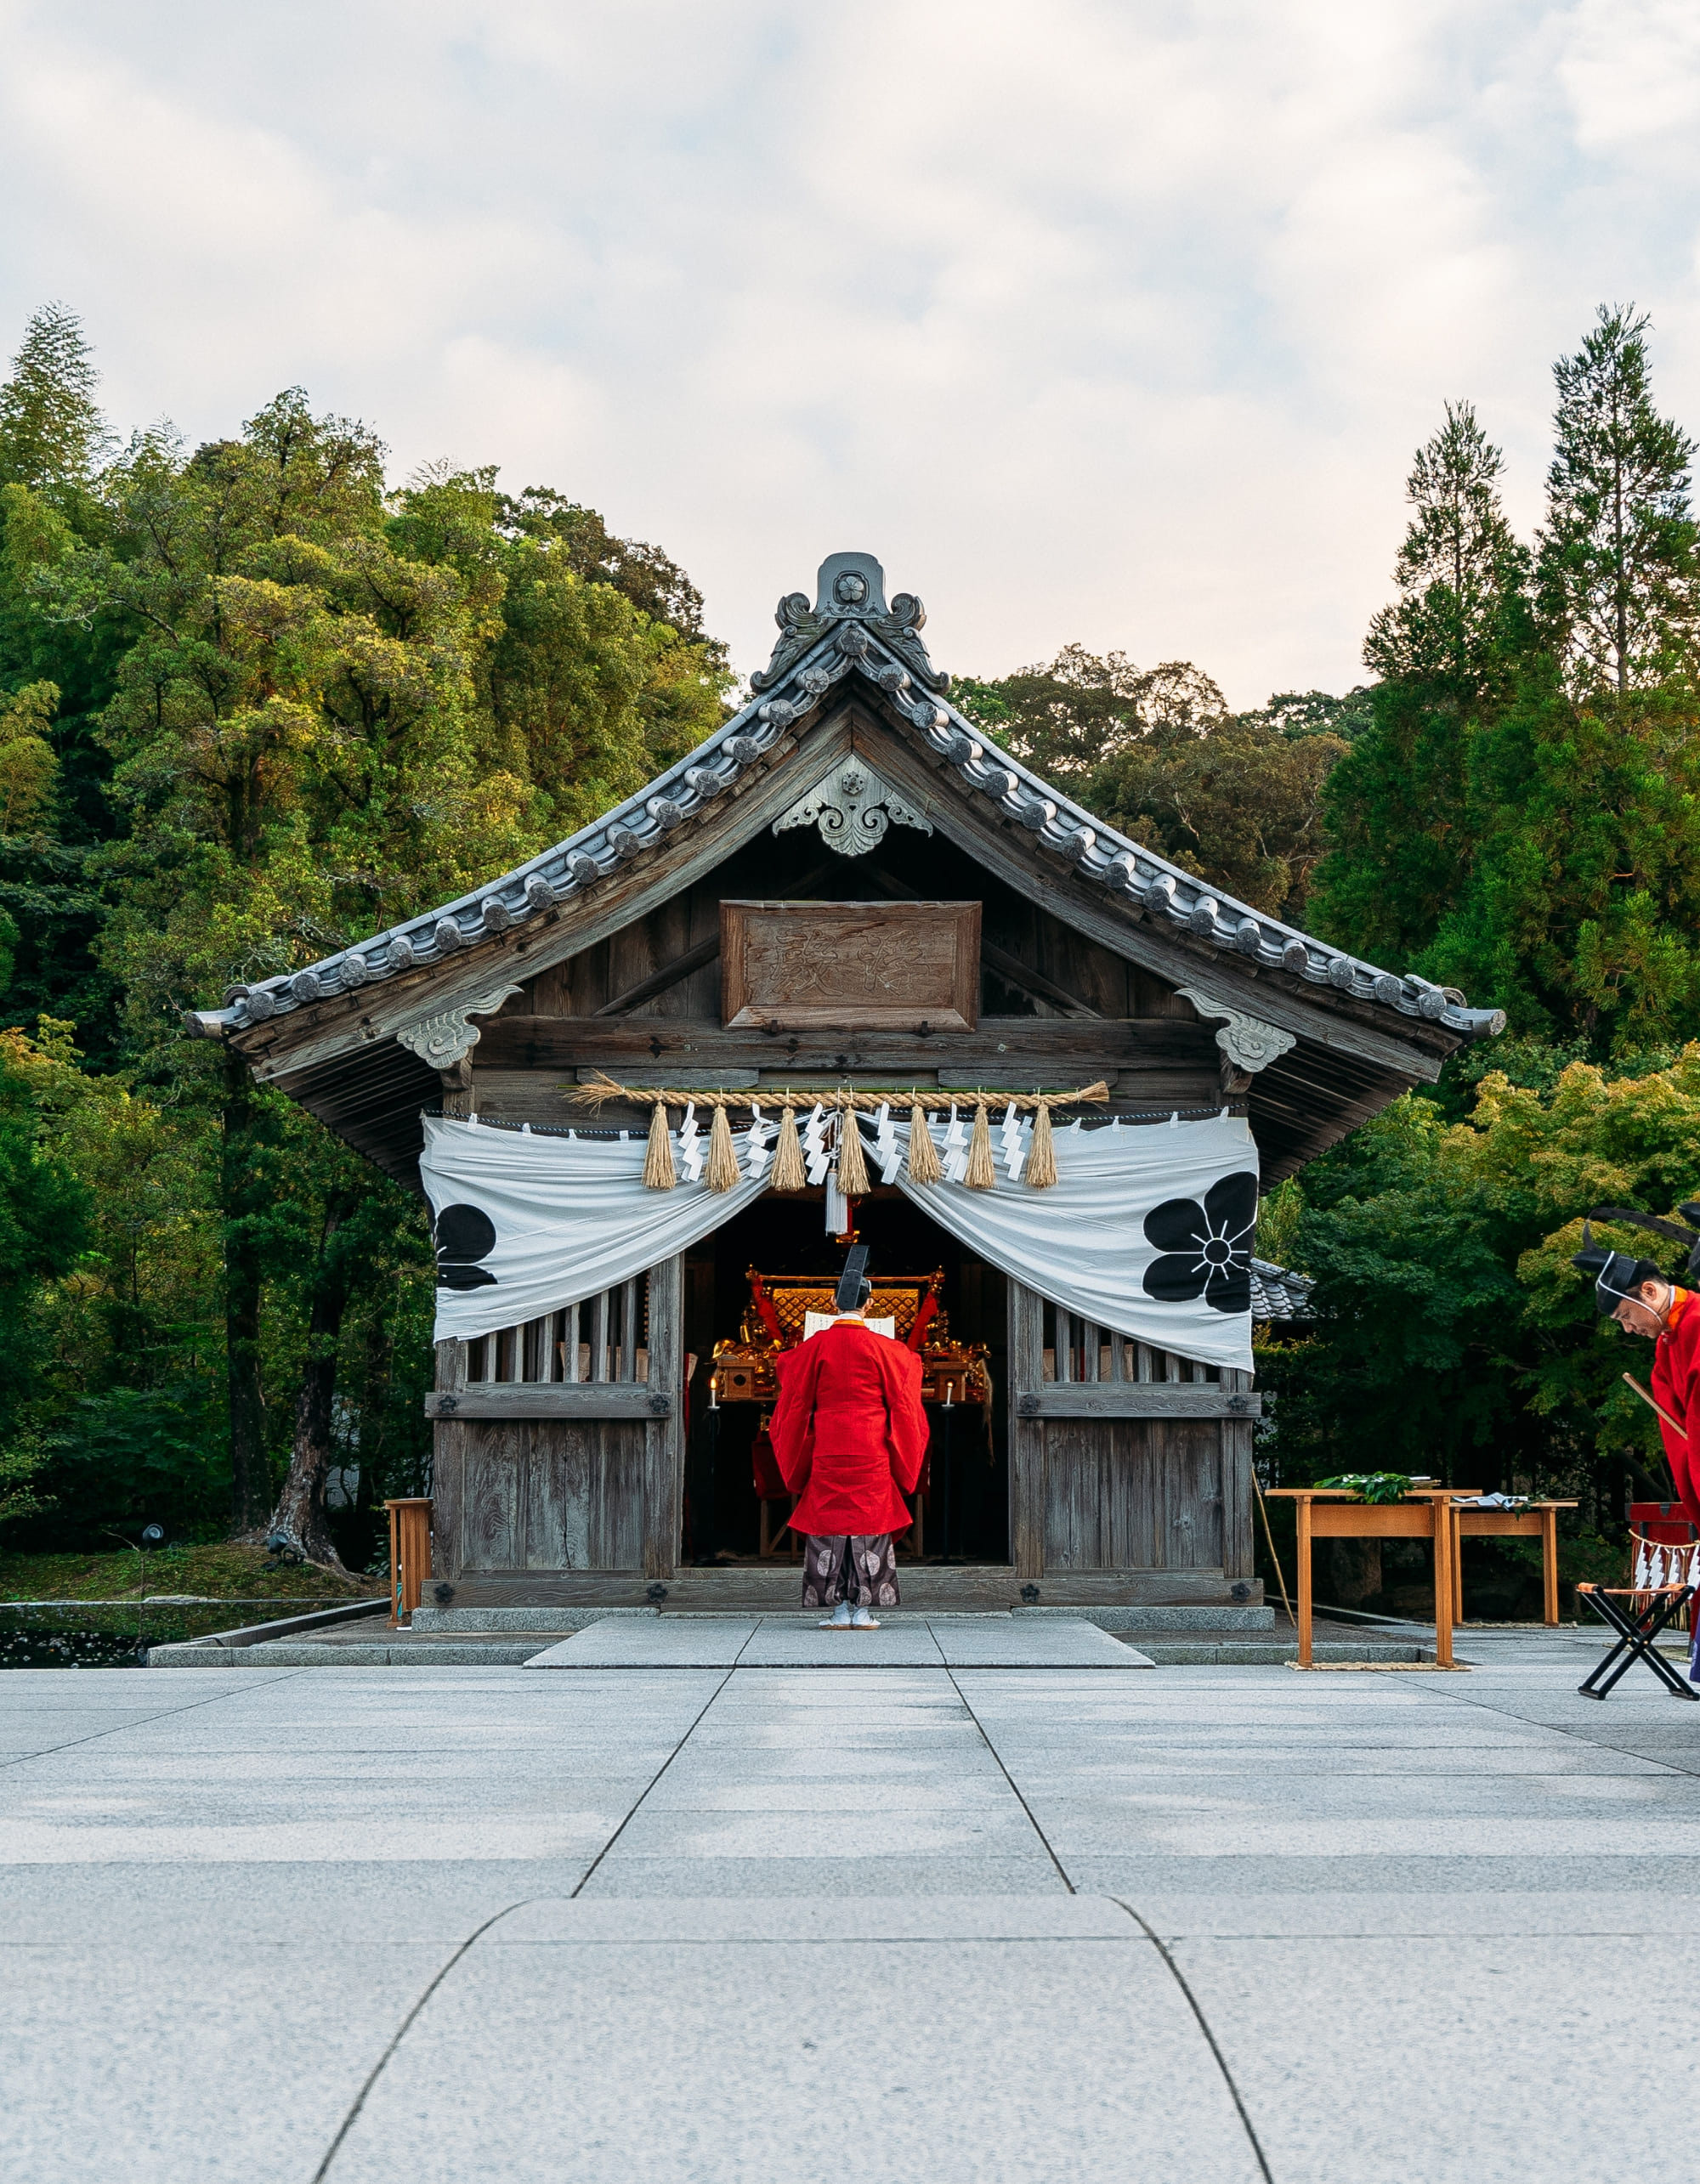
[681, 1190, 1010, 1568]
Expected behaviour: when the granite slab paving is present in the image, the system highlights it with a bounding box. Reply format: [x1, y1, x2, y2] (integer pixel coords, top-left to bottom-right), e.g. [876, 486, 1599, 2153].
[524, 1612, 1153, 1669]
[5, 1635, 1700, 2181]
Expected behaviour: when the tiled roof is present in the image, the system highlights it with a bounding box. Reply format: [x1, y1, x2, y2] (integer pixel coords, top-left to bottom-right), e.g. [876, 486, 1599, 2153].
[1249, 1259, 1314, 1323]
[192, 552, 1507, 1046]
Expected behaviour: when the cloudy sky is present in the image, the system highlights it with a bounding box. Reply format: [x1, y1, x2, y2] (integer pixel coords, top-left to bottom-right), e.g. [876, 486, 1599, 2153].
[3, 0, 1699, 704]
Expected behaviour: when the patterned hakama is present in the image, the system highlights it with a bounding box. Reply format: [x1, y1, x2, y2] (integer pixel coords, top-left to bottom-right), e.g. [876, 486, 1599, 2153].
[802, 1533, 899, 1610]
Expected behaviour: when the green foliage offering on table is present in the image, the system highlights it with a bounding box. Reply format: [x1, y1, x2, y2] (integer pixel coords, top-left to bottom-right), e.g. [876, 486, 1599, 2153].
[1314, 1473, 1416, 1504]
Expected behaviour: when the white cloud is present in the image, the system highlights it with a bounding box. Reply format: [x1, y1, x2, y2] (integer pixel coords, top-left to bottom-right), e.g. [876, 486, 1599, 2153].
[3, 0, 1699, 703]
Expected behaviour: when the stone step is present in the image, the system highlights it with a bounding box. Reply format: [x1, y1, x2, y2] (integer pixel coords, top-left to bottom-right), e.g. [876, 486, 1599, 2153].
[409, 1601, 1277, 1635]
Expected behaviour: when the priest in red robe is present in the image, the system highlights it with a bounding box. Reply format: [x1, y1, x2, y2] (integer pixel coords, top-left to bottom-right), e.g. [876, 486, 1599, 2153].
[1575, 1225, 1700, 1530]
[770, 1248, 931, 1629]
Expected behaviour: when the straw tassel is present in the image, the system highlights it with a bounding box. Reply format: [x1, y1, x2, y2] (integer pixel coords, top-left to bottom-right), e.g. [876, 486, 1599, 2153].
[770, 1101, 806, 1191]
[836, 1105, 870, 1197]
[1025, 1098, 1057, 1189]
[905, 1101, 943, 1183]
[642, 1100, 677, 1189]
[705, 1101, 740, 1192]
[964, 1100, 997, 1190]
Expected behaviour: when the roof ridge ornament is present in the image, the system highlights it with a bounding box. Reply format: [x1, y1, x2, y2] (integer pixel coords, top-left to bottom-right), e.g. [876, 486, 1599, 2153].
[751, 551, 949, 693]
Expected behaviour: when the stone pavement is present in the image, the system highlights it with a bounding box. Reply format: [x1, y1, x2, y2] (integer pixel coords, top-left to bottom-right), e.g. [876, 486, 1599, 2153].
[4, 1624, 1700, 2181]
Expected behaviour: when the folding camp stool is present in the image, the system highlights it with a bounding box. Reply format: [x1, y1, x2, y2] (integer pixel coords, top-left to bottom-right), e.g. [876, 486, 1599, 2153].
[1577, 1536, 1700, 1700]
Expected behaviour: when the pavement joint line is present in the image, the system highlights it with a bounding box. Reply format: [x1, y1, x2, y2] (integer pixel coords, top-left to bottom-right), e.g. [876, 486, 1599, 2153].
[1107, 1896, 1276, 2184]
[309, 1898, 533, 2184]
[570, 1656, 748, 1897]
[1392, 1666, 1700, 1779]
[940, 1663, 1077, 1896]
[0, 1666, 308, 1772]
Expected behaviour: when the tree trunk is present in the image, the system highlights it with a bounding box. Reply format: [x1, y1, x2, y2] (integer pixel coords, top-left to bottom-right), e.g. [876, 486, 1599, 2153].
[267, 1207, 354, 1571]
[222, 1055, 268, 1530]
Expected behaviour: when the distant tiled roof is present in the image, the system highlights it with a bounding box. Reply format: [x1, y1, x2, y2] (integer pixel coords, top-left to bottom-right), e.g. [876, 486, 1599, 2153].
[1250, 1259, 1314, 1323]
[190, 551, 1509, 1048]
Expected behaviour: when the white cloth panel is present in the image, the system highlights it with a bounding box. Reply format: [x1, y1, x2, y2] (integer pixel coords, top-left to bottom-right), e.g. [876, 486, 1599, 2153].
[420, 1116, 767, 1344]
[420, 1109, 1257, 1371]
[886, 1112, 1256, 1372]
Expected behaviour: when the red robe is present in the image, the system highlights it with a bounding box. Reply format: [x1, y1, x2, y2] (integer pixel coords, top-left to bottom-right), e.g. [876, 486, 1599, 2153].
[770, 1320, 930, 1537]
[1651, 1288, 1700, 1531]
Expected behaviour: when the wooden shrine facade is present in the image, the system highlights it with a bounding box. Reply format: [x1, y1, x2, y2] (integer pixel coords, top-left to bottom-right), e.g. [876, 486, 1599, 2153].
[188, 550, 1503, 1610]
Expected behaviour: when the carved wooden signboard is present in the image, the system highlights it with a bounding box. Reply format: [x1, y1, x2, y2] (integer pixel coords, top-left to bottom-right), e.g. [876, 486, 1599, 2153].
[720, 900, 981, 1031]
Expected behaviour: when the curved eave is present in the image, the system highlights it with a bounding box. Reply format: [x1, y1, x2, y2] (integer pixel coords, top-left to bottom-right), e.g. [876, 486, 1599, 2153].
[186, 617, 1505, 1053]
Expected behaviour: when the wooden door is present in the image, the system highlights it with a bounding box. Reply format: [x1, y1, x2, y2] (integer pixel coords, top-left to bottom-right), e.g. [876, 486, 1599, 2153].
[427, 1256, 684, 1582]
[1006, 1279, 1257, 1595]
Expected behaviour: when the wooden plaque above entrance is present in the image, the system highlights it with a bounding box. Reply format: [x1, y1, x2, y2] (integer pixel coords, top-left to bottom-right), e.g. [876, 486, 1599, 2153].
[720, 900, 981, 1031]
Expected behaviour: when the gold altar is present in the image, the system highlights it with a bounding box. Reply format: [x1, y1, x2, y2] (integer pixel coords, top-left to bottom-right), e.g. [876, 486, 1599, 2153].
[710, 1266, 991, 1408]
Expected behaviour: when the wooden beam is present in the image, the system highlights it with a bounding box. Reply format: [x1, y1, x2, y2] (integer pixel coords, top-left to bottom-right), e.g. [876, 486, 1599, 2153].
[425, 1385, 672, 1419]
[592, 931, 719, 1016]
[477, 1016, 1210, 1070]
[1016, 1385, 1262, 1420]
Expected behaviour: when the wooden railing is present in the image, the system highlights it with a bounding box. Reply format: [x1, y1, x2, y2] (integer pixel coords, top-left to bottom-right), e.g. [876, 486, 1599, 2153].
[1040, 1304, 1218, 1386]
[464, 1276, 650, 1387]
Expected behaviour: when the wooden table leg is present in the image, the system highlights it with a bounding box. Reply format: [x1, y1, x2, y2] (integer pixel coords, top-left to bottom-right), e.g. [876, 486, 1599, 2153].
[1296, 1496, 1313, 1667]
[1542, 1505, 1560, 1626]
[1432, 1500, 1454, 1668]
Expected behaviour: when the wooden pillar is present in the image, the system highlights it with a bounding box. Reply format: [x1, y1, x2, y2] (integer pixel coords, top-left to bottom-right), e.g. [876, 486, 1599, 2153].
[1220, 1366, 1255, 1582]
[1295, 1493, 1313, 1666]
[439, 1057, 473, 1118]
[643, 1254, 684, 1581]
[1008, 1280, 1045, 1582]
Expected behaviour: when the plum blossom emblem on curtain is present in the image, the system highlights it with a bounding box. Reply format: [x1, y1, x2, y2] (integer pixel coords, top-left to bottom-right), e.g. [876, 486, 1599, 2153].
[1141, 1172, 1257, 1314]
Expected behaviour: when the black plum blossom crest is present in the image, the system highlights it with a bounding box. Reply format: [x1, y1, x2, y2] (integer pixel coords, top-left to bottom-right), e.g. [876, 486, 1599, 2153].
[1141, 1172, 1257, 1315]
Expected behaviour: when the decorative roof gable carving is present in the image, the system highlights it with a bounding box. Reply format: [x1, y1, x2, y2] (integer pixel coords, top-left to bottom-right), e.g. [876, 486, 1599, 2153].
[774, 759, 932, 857]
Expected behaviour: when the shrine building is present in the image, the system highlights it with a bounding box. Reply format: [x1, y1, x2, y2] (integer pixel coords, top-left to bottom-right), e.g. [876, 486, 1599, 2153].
[186, 552, 1504, 1612]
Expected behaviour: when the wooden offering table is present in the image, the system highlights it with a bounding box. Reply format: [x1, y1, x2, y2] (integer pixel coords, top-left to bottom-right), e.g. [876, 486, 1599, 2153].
[1268, 1488, 1472, 1668]
[1450, 1500, 1576, 1627]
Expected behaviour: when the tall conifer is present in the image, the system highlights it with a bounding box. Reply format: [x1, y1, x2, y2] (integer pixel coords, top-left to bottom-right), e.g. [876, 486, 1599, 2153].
[1311, 405, 1526, 967]
[1537, 305, 1698, 697]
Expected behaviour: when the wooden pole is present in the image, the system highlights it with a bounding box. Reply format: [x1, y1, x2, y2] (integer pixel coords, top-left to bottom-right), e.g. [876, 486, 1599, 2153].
[1624, 1372, 1687, 1439]
[1295, 1495, 1313, 1667]
[1250, 1467, 1295, 1628]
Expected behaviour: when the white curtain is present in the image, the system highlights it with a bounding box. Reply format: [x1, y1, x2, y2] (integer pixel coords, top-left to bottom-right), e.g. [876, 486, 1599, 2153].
[420, 1115, 767, 1344]
[886, 1112, 1256, 1372]
[419, 1107, 1257, 1372]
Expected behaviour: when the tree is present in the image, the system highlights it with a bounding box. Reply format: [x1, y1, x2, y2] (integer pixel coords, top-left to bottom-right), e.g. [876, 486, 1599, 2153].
[955, 647, 1227, 778]
[41, 393, 534, 1541]
[0, 303, 109, 499]
[1086, 713, 1348, 922]
[496, 487, 721, 655]
[1310, 404, 1528, 969]
[0, 1038, 92, 1456]
[1537, 306, 1699, 699]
